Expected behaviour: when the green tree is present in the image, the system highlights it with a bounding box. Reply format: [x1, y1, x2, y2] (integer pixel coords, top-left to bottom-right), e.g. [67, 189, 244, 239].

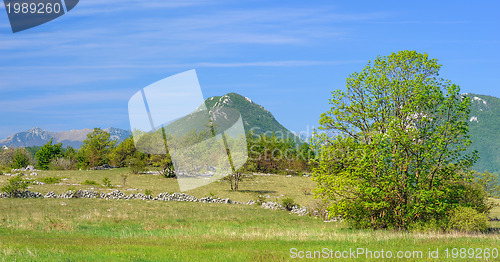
[78, 128, 116, 168]
[35, 138, 62, 170]
[109, 137, 137, 167]
[473, 171, 500, 198]
[10, 148, 31, 169]
[313, 51, 489, 230]
[1, 174, 32, 195]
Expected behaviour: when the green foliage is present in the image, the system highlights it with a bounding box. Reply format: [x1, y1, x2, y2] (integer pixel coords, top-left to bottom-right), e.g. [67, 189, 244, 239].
[39, 176, 62, 184]
[463, 93, 500, 174]
[109, 137, 137, 168]
[246, 132, 314, 175]
[35, 139, 62, 170]
[474, 171, 500, 198]
[255, 195, 266, 205]
[82, 180, 99, 186]
[78, 128, 116, 169]
[25, 146, 41, 160]
[281, 197, 298, 211]
[102, 177, 112, 188]
[313, 50, 488, 230]
[1, 175, 31, 194]
[447, 206, 489, 232]
[144, 189, 152, 196]
[128, 156, 146, 174]
[10, 148, 31, 169]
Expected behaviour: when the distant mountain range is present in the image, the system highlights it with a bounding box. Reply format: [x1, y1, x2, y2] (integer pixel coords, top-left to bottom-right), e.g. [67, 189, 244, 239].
[0, 93, 302, 149]
[0, 127, 131, 148]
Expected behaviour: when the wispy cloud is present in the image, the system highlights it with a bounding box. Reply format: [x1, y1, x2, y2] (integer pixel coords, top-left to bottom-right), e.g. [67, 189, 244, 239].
[0, 90, 135, 112]
[0, 59, 363, 70]
[0, 5, 383, 90]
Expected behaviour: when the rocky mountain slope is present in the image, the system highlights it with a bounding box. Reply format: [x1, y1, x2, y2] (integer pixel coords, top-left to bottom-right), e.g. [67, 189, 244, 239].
[463, 93, 500, 174]
[163, 92, 302, 143]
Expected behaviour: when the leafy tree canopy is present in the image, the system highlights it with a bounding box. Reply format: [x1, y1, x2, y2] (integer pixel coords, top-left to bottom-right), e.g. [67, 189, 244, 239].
[312, 50, 489, 230]
[35, 138, 62, 170]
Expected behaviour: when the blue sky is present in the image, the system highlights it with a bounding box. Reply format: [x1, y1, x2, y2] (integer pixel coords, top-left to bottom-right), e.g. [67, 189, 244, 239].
[0, 0, 499, 139]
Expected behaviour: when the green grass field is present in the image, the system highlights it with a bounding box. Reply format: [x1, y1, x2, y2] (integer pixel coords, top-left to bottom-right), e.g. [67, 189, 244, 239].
[0, 169, 499, 261]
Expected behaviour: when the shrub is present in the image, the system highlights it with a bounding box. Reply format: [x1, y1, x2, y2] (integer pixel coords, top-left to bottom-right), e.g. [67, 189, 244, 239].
[162, 166, 176, 178]
[255, 195, 266, 205]
[49, 157, 75, 170]
[307, 200, 330, 220]
[10, 149, 31, 169]
[82, 180, 99, 186]
[145, 189, 152, 196]
[128, 157, 146, 174]
[102, 177, 112, 188]
[447, 206, 489, 233]
[1, 175, 32, 194]
[39, 176, 62, 184]
[281, 197, 298, 211]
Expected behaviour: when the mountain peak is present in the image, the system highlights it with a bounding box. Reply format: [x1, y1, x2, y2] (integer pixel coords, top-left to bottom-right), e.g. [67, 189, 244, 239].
[28, 127, 46, 134]
[204, 92, 302, 143]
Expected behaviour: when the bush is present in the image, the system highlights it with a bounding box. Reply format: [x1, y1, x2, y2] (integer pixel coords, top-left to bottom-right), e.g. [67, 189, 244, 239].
[307, 200, 330, 220]
[145, 189, 152, 196]
[128, 157, 146, 174]
[102, 177, 112, 188]
[255, 195, 266, 205]
[162, 166, 176, 178]
[82, 180, 99, 186]
[49, 157, 75, 170]
[39, 176, 62, 184]
[10, 149, 31, 169]
[281, 197, 298, 211]
[1, 175, 32, 194]
[447, 206, 489, 233]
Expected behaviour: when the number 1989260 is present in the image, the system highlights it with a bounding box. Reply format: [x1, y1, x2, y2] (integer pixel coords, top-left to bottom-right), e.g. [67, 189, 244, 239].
[5, 2, 62, 14]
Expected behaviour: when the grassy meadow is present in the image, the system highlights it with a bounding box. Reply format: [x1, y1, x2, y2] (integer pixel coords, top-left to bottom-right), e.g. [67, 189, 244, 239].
[0, 169, 499, 261]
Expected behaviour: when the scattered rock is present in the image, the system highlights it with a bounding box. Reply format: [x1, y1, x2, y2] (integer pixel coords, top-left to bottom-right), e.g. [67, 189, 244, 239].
[0, 189, 337, 221]
[92, 164, 115, 170]
[290, 206, 308, 216]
